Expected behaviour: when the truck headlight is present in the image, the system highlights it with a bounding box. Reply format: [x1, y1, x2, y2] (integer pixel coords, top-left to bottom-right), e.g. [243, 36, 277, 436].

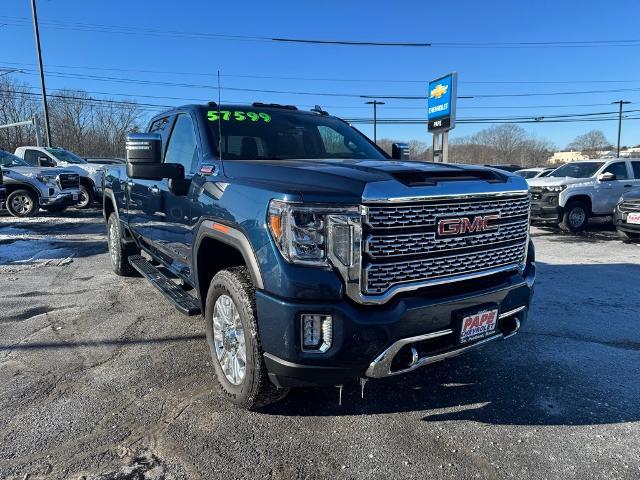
[268, 200, 360, 267]
[545, 185, 566, 193]
[36, 174, 57, 185]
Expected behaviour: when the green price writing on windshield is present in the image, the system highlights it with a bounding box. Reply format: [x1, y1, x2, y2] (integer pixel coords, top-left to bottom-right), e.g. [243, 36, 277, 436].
[207, 110, 271, 123]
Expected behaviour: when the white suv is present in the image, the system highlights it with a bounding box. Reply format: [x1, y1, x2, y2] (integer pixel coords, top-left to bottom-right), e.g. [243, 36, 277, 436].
[528, 158, 640, 231]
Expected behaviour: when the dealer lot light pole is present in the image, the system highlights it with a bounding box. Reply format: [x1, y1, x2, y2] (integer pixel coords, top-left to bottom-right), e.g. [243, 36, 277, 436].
[30, 0, 52, 147]
[365, 100, 385, 144]
[612, 100, 631, 158]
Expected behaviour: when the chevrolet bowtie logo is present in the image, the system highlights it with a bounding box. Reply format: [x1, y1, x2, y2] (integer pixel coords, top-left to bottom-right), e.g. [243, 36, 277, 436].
[430, 84, 449, 99]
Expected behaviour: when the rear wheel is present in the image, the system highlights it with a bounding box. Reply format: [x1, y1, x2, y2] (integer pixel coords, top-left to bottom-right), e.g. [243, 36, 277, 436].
[107, 213, 138, 276]
[76, 184, 94, 209]
[560, 201, 589, 232]
[6, 189, 38, 217]
[204, 267, 288, 410]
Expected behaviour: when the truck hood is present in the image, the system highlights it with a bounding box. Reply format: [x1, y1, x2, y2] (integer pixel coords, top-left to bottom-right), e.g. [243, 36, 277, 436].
[222, 158, 526, 203]
[621, 187, 640, 201]
[2, 166, 75, 176]
[527, 176, 593, 188]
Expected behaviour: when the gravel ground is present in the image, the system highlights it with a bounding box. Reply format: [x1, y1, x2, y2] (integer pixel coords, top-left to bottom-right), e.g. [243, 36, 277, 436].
[0, 210, 639, 480]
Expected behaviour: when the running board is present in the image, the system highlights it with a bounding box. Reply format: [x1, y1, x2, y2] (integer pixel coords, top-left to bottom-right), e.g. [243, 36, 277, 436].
[128, 255, 201, 316]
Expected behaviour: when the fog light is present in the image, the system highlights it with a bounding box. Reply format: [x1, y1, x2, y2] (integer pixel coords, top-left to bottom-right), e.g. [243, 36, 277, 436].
[301, 314, 333, 353]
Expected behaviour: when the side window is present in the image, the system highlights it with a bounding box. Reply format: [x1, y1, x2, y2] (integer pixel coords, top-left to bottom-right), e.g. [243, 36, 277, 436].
[164, 114, 198, 174]
[602, 162, 629, 180]
[317, 125, 358, 155]
[23, 149, 42, 165]
[631, 161, 640, 179]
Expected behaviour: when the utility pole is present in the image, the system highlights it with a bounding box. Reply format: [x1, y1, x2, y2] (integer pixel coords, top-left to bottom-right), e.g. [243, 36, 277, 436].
[365, 100, 385, 144]
[612, 100, 631, 158]
[30, 0, 52, 147]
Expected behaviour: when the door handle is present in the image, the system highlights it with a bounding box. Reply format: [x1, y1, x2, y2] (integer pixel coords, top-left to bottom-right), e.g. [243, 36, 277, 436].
[624, 184, 633, 188]
[150, 186, 160, 194]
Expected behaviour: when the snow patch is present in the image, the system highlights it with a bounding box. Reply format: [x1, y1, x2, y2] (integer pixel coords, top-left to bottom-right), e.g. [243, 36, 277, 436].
[0, 239, 75, 267]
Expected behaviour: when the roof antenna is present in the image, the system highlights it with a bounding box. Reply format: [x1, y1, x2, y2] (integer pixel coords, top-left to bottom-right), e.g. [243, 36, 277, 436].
[217, 70, 223, 161]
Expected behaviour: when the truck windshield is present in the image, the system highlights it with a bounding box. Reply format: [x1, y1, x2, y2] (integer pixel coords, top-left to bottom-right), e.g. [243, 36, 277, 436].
[45, 147, 87, 164]
[0, 151, 30, 167]
[549, 162, 604, 178]
[204, 108, 387, 161]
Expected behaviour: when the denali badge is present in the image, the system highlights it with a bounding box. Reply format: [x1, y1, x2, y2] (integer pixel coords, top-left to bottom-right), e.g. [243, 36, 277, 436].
[438, 214, 501, 236]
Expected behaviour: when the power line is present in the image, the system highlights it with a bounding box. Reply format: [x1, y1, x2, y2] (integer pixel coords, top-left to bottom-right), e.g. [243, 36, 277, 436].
[10, 68, 640, 100]
[2, 15, 640, 49]
[2, 61, 639, 85]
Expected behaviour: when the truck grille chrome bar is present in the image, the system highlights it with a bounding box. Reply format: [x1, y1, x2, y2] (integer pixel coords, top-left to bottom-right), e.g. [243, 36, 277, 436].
[360, 193, 530, 298]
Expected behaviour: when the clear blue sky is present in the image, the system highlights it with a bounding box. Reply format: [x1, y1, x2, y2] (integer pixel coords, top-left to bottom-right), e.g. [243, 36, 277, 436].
[2, 0, 640, 149]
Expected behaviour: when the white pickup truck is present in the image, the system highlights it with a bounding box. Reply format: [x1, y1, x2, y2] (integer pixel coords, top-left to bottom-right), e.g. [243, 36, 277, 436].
[528, 158, 640, 231]
[14, 146, 105, 209]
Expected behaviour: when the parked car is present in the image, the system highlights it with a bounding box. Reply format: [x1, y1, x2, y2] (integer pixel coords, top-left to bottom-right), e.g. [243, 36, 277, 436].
[0, 149, 81, 217]
[515, 168, 554, 180]
[614, 187, 640, 241]
[86, 157, 126, 165]
[103, 102, 535, 409]
[14, 146, 105, 209]
[528, 159, 640, 231]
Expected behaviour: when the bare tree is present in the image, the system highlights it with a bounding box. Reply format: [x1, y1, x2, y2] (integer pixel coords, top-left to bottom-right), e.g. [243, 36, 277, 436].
[0, 75, 144, 157]
[567, 130, 611, 159]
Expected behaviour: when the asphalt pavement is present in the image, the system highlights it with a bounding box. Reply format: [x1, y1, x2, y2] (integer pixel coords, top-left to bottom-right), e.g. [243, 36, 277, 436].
[0, 210, 639, 480]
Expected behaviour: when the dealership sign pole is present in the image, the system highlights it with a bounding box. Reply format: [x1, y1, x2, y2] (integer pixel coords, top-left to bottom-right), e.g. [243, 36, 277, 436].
[428, 72, 457, 163]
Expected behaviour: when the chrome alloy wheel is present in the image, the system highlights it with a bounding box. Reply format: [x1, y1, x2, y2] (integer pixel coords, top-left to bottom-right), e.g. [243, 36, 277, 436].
[77, 187, 90, 208]
[569, 207, 586, 228]
[10, 194, 33, 215]
[212, 294, 247, 386]
[108, 221, 118, 268]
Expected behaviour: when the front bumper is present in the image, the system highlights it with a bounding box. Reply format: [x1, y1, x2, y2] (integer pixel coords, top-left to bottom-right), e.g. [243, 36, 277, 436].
[259, 262, 536, 388]
[530, 196, 561, 222]
[40, 191, 80, 207]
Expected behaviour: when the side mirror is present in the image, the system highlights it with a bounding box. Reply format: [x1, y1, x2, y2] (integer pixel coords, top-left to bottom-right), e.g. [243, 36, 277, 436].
[125, 132, 184, 181]
[597, 172, 616, 182]
[392, 142, 410, 160]
[39, 156, 55, 167]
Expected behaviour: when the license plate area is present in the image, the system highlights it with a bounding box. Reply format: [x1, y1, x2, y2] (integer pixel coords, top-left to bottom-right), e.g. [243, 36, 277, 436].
[627, 212, 640, 225]
[456, 305, 499, 344]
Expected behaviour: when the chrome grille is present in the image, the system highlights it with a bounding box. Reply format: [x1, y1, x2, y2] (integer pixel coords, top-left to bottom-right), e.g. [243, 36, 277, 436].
[366, 195, 530, 229]
[619, 200, 640, 213]
[365, 244, 526, 294]
[362, 193, 530, 296]
[366, 219, 529, 258]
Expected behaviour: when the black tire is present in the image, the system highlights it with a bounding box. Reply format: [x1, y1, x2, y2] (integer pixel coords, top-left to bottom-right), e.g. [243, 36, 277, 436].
[76, 184, 94, 209]
[560, 200, 589, 232]
[6, 189, 39, 217]
[107, 213, 138, 276]
[204, 267, 288, 410]
[617, 229, 640, 241]
[41, 205, 68, 214]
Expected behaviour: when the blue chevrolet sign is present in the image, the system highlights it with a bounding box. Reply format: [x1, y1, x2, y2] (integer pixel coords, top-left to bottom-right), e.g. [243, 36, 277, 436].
[428, 72, 457, 132]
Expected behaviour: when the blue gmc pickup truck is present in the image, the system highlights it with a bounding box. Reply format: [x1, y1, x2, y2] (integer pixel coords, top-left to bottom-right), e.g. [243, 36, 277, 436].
[103, 102, 535, 409]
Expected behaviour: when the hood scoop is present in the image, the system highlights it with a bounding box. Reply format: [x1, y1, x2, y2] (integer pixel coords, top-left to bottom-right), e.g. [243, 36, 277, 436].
[391, 168, 507, 187]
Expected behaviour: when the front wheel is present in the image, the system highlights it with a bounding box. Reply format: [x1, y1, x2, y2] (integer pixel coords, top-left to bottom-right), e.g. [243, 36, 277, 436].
[204, 267, 288, 410]
[76, 184, 94, 209]
[107, 213, 138, 276]
[6, 189, 38, 217]
[560, 201, 589, 232]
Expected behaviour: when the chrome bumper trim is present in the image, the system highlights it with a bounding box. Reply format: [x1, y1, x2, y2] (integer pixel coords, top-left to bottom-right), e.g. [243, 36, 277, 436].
[365, 306, 525, 379]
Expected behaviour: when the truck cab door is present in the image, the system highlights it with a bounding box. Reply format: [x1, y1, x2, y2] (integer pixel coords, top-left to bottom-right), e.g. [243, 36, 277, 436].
[593, 161, 633, 214]
[153, 112, 201, 279]
[126, 115, 174, 245]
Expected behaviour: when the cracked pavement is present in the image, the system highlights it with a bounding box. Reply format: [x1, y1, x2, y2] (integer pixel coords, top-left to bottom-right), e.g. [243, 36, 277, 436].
[0, 210, 639, 479]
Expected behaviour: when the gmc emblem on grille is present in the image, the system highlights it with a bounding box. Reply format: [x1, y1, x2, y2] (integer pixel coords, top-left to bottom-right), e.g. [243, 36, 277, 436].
[437, 214, 501, 236]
